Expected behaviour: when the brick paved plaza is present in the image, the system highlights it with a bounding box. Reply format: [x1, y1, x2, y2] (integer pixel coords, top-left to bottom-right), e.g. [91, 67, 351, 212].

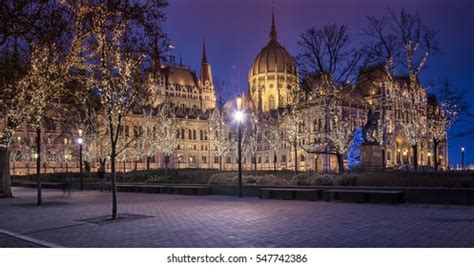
[1, 187, 474, 247]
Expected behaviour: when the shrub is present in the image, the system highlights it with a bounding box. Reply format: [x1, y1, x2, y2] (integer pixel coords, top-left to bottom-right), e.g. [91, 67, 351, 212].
[290, 173, 314, 186]
[208, 173, 237, 184]
[335, 173, 360, 186]
[310, 174, 335, 186]
[250, 174, 289, 186]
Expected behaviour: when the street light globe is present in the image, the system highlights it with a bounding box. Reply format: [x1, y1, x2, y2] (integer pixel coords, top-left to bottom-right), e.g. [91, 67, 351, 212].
[234, 110, 244, 123]
[77, 137, 83, 145]
[461, 147, 465, 152]
[236, 95, 243, 111]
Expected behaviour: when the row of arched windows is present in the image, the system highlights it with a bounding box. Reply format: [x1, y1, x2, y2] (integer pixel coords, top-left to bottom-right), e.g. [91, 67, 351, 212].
[176, 128, 208, 141]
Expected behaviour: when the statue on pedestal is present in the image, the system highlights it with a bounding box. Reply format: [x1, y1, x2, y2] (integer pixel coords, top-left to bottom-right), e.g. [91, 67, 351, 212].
[362, 109, 380, 144]
[360, 109, 383, 171]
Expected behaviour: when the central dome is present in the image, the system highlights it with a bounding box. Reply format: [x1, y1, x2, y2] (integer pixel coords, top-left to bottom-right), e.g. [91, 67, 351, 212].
[251, 40, 296, 76]
[248, 10, 299, 112]
[250, 12, 296, 76]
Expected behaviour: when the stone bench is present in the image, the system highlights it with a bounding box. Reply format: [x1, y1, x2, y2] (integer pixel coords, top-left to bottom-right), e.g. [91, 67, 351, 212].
[259, 188, 322, 201]
[169, 186, 211, 195]
[116, 185, 140, 193]
[325, 190, 404, 204]
[139, 185, 169, 194]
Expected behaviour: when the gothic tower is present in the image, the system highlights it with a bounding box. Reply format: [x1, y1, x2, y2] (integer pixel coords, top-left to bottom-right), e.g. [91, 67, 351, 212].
[199, 40, 216, 110]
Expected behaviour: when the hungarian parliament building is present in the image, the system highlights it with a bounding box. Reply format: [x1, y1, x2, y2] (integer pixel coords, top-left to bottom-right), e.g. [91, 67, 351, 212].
[8, 13, 447, 175]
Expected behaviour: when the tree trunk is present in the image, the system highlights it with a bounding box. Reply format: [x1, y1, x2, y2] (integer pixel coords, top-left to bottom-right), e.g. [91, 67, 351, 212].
[164, 155, 169, 176]
[433, 138, 439, 171]
[123, 161, 126, 182]
[79, 144, 83, 190]
[413, 144, 418, 171]
[146, 157, 150, 170]
[254, 155, 257, 171]
[294, 139, 298, 174]
[0, 147, 13, 198]
[336, 152, 344, 174]
[111, 145, 117, 220]
[36, 127, 42, 206]
[134, 161, 137, 171]
[219, 156, 222, 170]
[381, 148, 386, 171]
[273, 152, 277, 173]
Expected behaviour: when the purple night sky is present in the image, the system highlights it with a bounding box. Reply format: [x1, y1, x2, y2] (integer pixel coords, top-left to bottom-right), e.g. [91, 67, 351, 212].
[164, 0, 474, 166]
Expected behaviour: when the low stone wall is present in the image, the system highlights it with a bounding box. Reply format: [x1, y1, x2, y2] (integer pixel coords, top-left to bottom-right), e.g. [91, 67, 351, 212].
[11, 182, 474, 205]
[210, 185, 474, 205]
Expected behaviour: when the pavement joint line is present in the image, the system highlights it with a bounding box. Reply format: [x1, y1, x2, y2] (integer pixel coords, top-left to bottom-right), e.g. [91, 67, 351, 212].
[0, 228, 63, 248]
[20, 222, 89, 236]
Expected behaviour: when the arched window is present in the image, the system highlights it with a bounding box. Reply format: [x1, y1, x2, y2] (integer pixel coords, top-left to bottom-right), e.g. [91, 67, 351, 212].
[188, 129, 192, 139]
[300, 154, 305, 162]
[193, 129, 197, 140]
[200, 130, 203, 140]
[269, 95, 275, 110]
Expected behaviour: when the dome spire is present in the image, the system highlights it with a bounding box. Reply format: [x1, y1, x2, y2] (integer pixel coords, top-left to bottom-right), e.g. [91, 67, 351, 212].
[269, 3, 277, 41]
[201, 39, 208, 64]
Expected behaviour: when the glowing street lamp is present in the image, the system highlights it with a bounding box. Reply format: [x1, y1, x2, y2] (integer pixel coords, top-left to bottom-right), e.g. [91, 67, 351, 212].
[234, 95, 244, 198]
[461, 147, 465, 171]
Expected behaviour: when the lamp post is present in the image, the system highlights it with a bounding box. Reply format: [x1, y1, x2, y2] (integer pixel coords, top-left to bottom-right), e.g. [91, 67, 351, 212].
[461, 147, 465, 171]
[77, 138, 83, 189]
[235, 95, 244, 198]
[77, 129, 84, 190]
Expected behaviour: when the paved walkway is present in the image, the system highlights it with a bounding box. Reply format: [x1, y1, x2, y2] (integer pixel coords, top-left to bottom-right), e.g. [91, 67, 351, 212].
[0, 187, 473, 247]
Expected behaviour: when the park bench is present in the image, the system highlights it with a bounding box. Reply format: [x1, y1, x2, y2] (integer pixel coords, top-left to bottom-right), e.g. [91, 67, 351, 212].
[12, 182, 63, 189]
[117, 184, 139, 192]
[259, 188, 322, 201]
[325, 190, 404, 204]
[169, 185, 211, 195]
[138, 185, 169, 194]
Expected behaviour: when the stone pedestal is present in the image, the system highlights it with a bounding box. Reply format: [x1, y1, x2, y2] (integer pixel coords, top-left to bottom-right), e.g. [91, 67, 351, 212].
[360, 143, 384, 171]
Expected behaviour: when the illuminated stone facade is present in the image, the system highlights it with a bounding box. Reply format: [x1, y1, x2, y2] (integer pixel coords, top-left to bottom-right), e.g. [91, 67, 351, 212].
[6, 12, 447, 175]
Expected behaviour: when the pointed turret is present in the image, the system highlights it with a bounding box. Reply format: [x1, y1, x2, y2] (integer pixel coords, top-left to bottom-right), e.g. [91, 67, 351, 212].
[199, 39, 216, 109]
[200, 40, 212, 86]
[269, 6, 277, 42]
[201, 40, 208, 64]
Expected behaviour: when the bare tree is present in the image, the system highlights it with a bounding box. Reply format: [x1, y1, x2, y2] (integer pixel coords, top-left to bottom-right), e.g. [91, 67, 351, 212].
[214, 79, 234, 109]
[361, 8, 440, 170]
[281, 108, 307, 174]
[297, 24, 362, 89]
[208, 109, 233, 170]
[0, 0, 68, 198]
[155, 105, 179, 175]
[263, 117, 283, 172]
[429, 81, 470, 170]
